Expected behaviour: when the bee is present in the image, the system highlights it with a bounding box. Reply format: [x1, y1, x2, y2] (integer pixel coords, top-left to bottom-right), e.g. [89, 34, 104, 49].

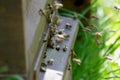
[56, 18, 61, 25]
[63, 34, 70, 39]
[114, 5, 120, 10]
[95, 32, 102, 37]
[73, 13, 78, 19]
[68, 64, 71, 70]
[72, 58, 81, 65]
[91, 24, 97, 30]
[47, 3, 54, 14]
[95, 39, 100, 45]
[41, 62, 47, 67]
[57, 29, 64, 34]
[70, 49, 76, 56]
[63, 45, 68, 52]
[105, 56, 112, 60]
[40, 66, 46, 72]
[43, 54, 47, 59]
[56, 45, 60, 51]
[65, 23, 72, 29]
[43, 51, 47, 59]
[48, 37, 54, 48]
[83, 27, 91, 32]
[50, 26, 57, 37]
[47, 14, 53, 23]
[56, 34, 65, 43]
[43, 39, 47, 43]
[39, 9, 46, 16]
[53, 15, 61, 25]
[47, 3, 53, 10]
[54, 1, 63, 9]
[47, 59, 54, 65]
[91, 15, 99, 20]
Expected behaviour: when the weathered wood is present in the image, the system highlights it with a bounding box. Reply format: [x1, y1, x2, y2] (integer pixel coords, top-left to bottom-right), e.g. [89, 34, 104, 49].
[24, 0, 53, 79]
[33, 28, 50, 80]
[0, 0, 25, 74]
[0, 0, 53, 80]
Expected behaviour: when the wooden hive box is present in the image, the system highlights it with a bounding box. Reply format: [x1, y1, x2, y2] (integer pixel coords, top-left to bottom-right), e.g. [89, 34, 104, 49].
[0, 0, 52, 80]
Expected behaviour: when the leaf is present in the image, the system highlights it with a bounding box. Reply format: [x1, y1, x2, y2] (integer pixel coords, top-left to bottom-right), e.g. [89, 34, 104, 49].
[0, 66, 9, 73]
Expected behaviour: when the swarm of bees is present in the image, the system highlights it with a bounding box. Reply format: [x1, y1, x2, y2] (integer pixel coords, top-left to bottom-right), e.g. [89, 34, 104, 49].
[39, 1, 80, 73]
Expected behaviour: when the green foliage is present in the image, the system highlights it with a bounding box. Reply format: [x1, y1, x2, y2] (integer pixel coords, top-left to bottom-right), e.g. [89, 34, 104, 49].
[59, 0, 120, 80]
[0, 66, 9, 73]
[0, 66, 23, 80]
[5, 75, 24, 80]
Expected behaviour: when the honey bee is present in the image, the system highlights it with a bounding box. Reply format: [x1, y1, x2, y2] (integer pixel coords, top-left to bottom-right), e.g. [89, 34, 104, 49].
[47, 3, 53, 10]
[65, 23, 72, 29]
[91, 15, 99, 20]
[54, 1, 63, 9]
[95, 39, 100, 45]
[57, 34, 64, 39]
[63, 45, 68, 52]
[39, 9, 46, 16]
[41, 62, 47, 67]
[72, 58, 81, 65]
[114, 5, 120, 10]
[47, 59, 54, 65]
[57, 29, 64, 34]
[95, 32, 102, 37]
[63, 34, 70, 39]
[40, 66, 46, 72]
[56, 45, 60, 51]
[68, 64, 71, 70]
[48, 37, 54, 48]
[56, 34, 65, 43]
[50, 26, 57, 37]
[105, 56, 112, 60]
[47, 14, 53, 23]
[83, 27, 91, 32]
[43, 54, 47, 59]
[43, 39, 47, 43]
[70, 49, 76, 56]
[91, 24, 97, 30]
[53, 15, 61, 25]
[73, 13, 78, 19]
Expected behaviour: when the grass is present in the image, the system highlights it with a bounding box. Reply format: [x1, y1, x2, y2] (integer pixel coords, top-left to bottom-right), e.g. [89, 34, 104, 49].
[59, 0, 120, 80]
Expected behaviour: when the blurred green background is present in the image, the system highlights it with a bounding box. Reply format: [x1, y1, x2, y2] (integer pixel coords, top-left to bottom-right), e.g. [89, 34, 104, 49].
[72, 0, 120, 80]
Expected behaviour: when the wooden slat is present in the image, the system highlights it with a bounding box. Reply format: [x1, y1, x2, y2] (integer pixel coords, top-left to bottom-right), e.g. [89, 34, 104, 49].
[39, 16, 79, 80]
[24, 0, 53, 79]
[0, 0, 25, 74]
[0, 0, 53, 80]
